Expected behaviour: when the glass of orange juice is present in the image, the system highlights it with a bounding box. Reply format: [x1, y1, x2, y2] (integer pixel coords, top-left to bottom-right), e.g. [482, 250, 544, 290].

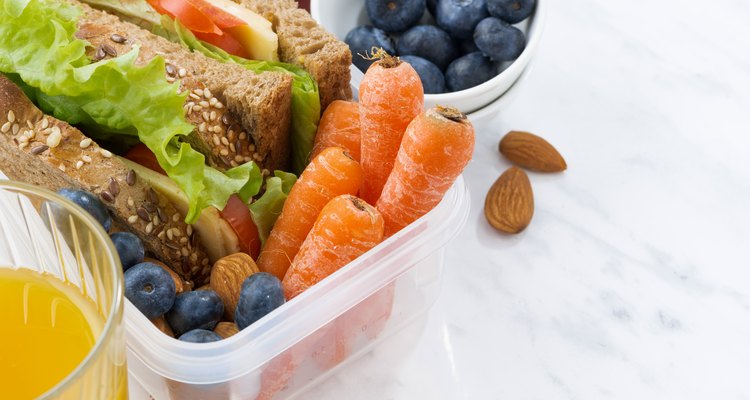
[0, 181, 127, 399]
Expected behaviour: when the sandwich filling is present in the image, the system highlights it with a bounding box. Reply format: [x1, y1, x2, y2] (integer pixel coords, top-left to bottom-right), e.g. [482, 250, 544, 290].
[0, 0, 306, 239]
[78, 0, 321, 174]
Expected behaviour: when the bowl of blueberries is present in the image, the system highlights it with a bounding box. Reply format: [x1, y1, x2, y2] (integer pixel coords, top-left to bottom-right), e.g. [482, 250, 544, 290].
[311, 0, 544, 114]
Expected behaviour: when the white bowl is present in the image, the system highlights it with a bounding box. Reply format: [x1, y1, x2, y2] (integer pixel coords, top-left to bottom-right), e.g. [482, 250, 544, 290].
[468, 65, 530, 127]
[311, 0, 545, 114]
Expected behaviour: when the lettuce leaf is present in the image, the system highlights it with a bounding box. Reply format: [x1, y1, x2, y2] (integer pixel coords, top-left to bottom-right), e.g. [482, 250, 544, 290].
[161, 16, 320, 174]
[6, 73, 142, 150]
[76, 0, 183, 41]
[0, 0, 263, 223]
[76, 0, 321, 173]
[76, 0, 162, 27]
[249, 171, 297, 245]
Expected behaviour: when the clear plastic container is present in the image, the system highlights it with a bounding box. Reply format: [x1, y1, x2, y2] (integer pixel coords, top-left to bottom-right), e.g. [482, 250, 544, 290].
[126, 176, 469, 399]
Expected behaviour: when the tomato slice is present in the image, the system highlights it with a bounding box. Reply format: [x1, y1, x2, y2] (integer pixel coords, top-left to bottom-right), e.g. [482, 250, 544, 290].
[221, 194, 261, 259]
[147, 0, 222, 35]
[193, 30, 250, 58]
[186, 0, 246, 29]
[125, 144, 166, 175]
[147, 0, 250, 57]
[126, 144, 261, 259]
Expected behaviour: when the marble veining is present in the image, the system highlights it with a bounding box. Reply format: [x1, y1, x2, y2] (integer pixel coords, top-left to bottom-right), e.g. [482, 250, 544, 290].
[298, 0, 750, 399]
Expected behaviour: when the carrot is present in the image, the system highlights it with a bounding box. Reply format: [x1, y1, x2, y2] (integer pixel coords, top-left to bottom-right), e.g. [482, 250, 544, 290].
[315, 281, 396, 370]
[311, 100, 362, 162]
[313, 325, 348, 371]
[258, 147, 363, 280]
[256, 324, 333, 400]
[256, 349, 296, 400]
[282, 195, 385, 300]
[359, 50, 424, 204]
[376, 106, 475, 237]
[345, 281, 395, 341]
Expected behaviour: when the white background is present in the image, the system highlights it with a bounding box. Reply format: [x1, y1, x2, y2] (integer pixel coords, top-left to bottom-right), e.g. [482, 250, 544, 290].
[300, 0, 750, 398]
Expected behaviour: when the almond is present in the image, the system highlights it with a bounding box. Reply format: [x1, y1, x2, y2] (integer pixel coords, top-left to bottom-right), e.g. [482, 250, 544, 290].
[144, 257, 188, 294]
[484, 166, 534, 233]
[499, 131, 567, 172]
[151, 316, 174, 338]
[210, 253, 260, 321]
[214, 321, 240, 339]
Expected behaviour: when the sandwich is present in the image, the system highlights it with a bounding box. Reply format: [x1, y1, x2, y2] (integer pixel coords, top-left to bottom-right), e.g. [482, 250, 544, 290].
[0, 0, 351, 286]
[82, 0, 352, 110]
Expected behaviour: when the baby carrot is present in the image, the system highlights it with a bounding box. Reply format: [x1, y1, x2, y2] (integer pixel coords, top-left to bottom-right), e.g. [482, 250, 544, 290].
[256, 325, 332, 400]
[376, 106, 475, 237]
[315, 281, 396, 370]
[258, 147, 363, 280]
[282, 195, 385, 300]
[359, 50, 424, 204]
[311, 100, 362, 162]
[256, 350, 295, 400]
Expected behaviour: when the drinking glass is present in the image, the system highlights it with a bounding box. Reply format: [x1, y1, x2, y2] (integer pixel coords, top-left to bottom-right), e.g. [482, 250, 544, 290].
[0, 181, 127, 399]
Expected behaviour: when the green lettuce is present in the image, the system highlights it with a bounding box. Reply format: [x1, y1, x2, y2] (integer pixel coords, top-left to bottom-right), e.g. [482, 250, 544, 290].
[6, 72, 141, 147]
[0, 0, 262, 223]
[76, 0, 162, 27]
[77, 0, 182, 40]
[249, 171, 297, 245]
[161, 17, 321, 174]
[76, 0, 321, 173]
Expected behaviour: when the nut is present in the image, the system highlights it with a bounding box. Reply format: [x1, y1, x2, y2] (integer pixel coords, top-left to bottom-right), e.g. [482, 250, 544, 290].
[151, 316, 174, 337]
[144, 257, 187, 294]
[210, 253, 260, 321]
[499, 131, 567, 172]
[214, 321, 240, 339]
[484, 167, 534, 234]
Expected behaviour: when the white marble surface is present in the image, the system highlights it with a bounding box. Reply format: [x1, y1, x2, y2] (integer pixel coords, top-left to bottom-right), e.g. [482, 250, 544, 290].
[300, 0, 750, 398]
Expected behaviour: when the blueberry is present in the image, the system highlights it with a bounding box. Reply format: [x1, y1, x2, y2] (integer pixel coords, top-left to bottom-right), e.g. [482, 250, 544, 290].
[110, 232, 144, 271]
[178, 329, 223, 343]
[124, 262, 176, 319]
[345, 26, 397, 73]
[474, 17, 525, 61]
[58, 188, 112, 232]
[397, 25, 457, 70]
[366, 0, 426, 33]
[487, 0, 535, 24]
[445, 51, 497, 91]
[457, 37, 480, 54]
[166, 290, 224, 337]
[235, 273, 285, 330]
[400, 55, 446, 94]
[435, 0, 489, 39]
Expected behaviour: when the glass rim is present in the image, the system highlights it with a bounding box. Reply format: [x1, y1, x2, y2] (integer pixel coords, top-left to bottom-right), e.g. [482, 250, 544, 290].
[0, 180, 125, 398]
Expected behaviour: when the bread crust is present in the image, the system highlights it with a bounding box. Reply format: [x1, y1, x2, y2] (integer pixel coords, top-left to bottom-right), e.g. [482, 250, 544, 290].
[75, 1, 293, 171]
[0, 75, 214, 286]
[236, 0, 353, 110]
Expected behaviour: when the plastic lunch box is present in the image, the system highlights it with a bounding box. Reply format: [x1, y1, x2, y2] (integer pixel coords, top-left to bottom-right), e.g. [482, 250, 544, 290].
[126, 181, 469, 398]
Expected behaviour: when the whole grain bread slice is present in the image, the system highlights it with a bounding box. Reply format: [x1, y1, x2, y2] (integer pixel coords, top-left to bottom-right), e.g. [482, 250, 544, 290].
[74, 1, 293, 172]
[0, 75, 226, 286]
[235, 0, 353, 110]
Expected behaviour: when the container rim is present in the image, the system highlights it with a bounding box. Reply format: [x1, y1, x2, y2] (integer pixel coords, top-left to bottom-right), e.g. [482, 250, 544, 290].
[0, 180, 124, 398]
[124, 175, 470, 384]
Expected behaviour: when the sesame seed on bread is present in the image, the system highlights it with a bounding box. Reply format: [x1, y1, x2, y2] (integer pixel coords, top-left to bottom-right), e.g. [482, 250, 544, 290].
[0, 75, 227, 286]
[75, 0, 293, 172]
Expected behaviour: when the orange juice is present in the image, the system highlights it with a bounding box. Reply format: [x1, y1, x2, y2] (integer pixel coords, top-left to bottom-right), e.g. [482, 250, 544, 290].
[0, 267, 104, 398]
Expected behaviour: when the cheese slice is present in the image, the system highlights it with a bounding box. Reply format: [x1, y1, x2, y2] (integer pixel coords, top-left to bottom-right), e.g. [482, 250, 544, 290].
[208, 0, 279, 61]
